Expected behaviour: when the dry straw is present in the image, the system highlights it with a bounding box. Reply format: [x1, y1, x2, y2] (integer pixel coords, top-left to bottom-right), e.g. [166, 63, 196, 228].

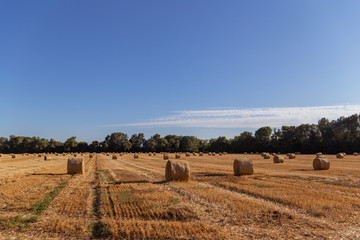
[134, 153, 139, 159]
[11, 154, 16, 158]
[273, 155, 284, 163]
[185, 152, 190, 157]
[313, 156, 330, 170]
[67, 157, 85, 174]
[353, 152, 359, 156]
[163, 153, 169, 160]
[112, 155, 117, 160]
[175, 153, 181, 159]
[233, 159, 254, 176]
[336, 153, 345, 158]
[165, 160, 190, 182]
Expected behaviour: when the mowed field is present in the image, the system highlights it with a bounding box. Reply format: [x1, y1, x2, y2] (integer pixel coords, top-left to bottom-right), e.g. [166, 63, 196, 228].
[0, 153, 360, 239]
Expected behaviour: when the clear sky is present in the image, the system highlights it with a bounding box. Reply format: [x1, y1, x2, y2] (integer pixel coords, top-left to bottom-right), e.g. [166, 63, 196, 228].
[1, 1, 360, 142]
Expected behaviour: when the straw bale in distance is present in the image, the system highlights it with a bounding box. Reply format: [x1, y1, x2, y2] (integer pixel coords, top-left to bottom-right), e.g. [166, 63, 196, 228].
[165, 160, 190, 182]
[67, 157, 85, 174]
[175, 153, 181, 159]
[288, 153, 296, 159]
[44, 155, 50, 161]
[263, 153, 271, 159]
[313, 156, 330, 170]
[336, 153, 345, 158]
[212, 152, 216, 156]
[353, 152, 359, 156]
[163, 153, 169, 160]
[199, 152, 203, 156]
[185, 152, 190, 157]
[89, 154, 94, 158]
[11, 154, 16, 158]
[112, 155, 117, 159]
[134, 153, 139, 159]
[273, 155, 284, 163]
[233, 159, 254, 176]
[316, 152, 322, 157]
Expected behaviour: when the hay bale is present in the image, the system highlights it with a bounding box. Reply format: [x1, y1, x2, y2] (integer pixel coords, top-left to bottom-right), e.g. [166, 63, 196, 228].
[0, 154, 2, 157]
[44, 155, 50, 161]
[263, 153, 271, 159]
[353, 152, 359, 156]
[165, 160, 190, 182]
[11, 154, 16, 158]
[193, 153, 197, 156]
[313, 156, 330, 170]
[163, 153, 169, 160]
[208, 153, 211, 156]
[175, 153, 181, 159]
[316, 152, 322, 157]
[212, 152, 216, 156]
[199, 152, 203, 156]
[73, 154, 77, 157]
[243, 152, 247, 155]
[89, 154, 94, 158]
[112, 155, 117, 160]
[336, 153, 345, 158]
[67, 158, 85, 174]
[273, 155, 284, 163]
[233, 159, 254, 176]
[185, 152, 190, 157]
[288, 153, 296, 159]
[134, 153, 139, 159]
[219, 153, 222, 156]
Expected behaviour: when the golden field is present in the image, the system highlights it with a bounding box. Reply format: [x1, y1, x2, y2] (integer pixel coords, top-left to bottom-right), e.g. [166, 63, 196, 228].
[0, 153, 359, 239]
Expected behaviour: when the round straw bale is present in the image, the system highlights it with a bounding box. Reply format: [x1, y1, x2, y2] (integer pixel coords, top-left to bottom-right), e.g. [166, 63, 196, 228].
[0, 154, 2, 157]
[316, 152, 322, 157]
[175, 153, 181, 159]
[11, 154, 16, 158]
[44, 155, 50, 161]
[273, 155, 284, 163]
[67, 157, 85, 174]
[134, 153, 139, 159]
[163, 153, 169, 160]
[73, 154, 77, 157]
[243, 152, 247, 155]
[313, 156, 330, 170]
[199, 152, 203, 156]
[165, 160, 190, 182]
[212, 152, 216, 156]
[208, 153, 211, 156]
[263, 153, 271, 159]
[233, 159, 254, 176]
[219, 153, 222, 156]
[193, 153, 197, 156]
[353, 152, 359, 156]
[112, 155, 117, 160]
[288, 153, 296, 159]
[89, 154, 94, 158]
[185, 152, 190, 157]
[336, 153, 345, 158]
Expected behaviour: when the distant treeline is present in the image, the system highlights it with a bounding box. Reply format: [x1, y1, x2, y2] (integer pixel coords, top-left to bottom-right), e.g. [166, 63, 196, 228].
[1, 114, 360, 154]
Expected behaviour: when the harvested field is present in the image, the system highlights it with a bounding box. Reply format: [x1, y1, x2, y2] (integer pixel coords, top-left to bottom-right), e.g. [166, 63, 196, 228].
[0, 153, 359, 239]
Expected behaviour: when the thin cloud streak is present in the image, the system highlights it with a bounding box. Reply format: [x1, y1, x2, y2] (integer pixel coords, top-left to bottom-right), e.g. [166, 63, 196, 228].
[104, 105, 360, 129]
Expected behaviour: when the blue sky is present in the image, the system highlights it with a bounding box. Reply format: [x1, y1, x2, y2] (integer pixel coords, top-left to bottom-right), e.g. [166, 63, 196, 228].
[1, 1, 360, 142]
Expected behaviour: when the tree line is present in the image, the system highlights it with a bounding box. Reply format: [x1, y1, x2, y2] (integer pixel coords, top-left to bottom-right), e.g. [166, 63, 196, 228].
[1, 114, 359, 154]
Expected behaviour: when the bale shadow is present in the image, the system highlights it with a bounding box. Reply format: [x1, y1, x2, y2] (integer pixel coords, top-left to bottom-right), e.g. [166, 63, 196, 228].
[293, 169, 313, 172]
[32, 173, 68, 176]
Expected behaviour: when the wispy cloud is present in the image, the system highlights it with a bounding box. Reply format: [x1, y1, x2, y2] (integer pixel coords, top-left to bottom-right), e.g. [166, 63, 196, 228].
[104, 105, 360, 129]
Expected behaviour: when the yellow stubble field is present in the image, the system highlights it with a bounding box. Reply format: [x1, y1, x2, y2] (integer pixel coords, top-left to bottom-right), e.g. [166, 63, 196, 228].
[0, 153, 359, 239]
